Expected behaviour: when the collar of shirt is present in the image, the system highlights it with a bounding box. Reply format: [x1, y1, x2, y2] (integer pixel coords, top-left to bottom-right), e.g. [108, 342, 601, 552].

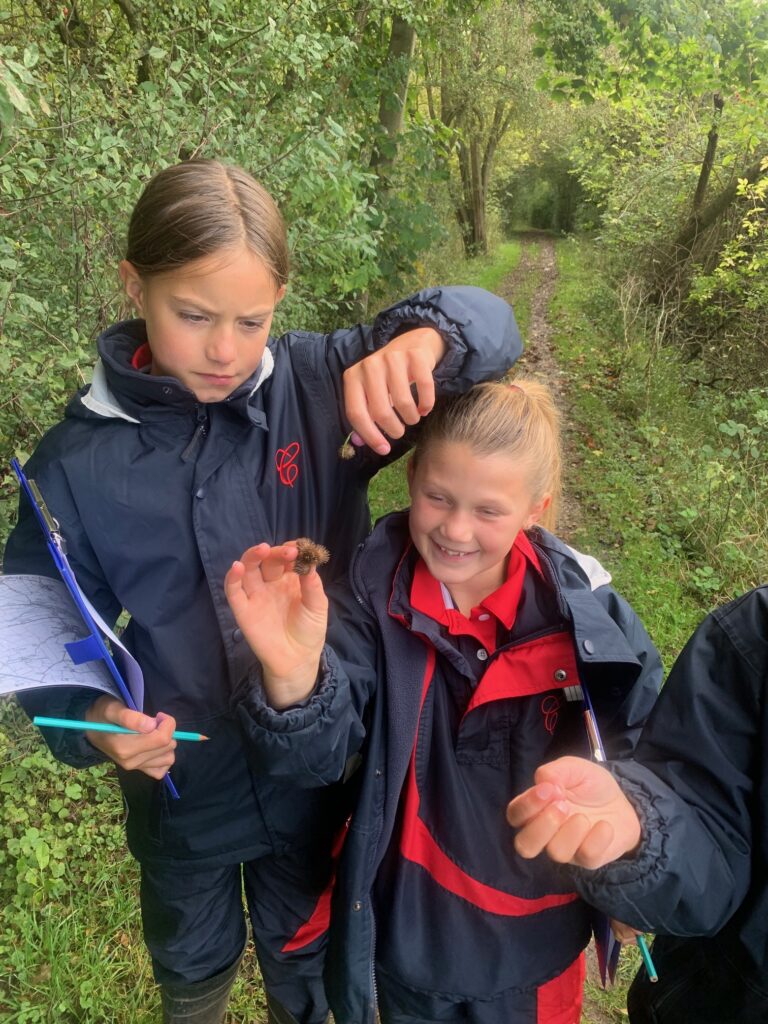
[410, 532, 543, 653]
[131, 341, 153, 371]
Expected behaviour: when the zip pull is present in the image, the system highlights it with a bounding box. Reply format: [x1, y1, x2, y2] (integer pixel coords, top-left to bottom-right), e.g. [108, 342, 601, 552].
[181, 405, 209, 462]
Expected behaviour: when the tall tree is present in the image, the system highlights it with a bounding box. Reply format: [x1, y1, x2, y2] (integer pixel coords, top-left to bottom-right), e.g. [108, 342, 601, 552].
[426, 1, 534, 256]
[370, 14, 417, 177]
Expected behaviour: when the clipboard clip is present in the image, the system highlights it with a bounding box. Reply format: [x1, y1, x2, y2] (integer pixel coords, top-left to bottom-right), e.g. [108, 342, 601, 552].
[28, 478, 67, 553]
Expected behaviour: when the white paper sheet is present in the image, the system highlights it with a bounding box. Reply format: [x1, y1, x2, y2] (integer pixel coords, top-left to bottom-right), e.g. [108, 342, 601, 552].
[0, 574, 144, 708]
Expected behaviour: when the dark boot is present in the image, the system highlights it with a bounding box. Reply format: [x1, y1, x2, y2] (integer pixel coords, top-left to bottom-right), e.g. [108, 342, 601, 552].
[160, 951, 242, 1024]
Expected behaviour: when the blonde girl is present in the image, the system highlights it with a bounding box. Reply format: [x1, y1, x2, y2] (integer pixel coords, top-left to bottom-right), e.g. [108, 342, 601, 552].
[225, 378, 662, 1024]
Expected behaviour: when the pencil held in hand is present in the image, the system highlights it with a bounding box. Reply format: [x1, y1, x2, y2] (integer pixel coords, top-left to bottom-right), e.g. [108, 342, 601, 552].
[33, 716, 208, 741]
[293, 538, 330, 575]
[636, 934, 659, 983]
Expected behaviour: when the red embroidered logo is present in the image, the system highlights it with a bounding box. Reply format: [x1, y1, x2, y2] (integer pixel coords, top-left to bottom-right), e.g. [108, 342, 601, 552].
[541, 695, 560, 735]
[275, 442, 301, 487]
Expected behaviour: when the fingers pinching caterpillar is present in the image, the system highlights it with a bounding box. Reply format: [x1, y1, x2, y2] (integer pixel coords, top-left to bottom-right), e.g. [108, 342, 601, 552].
[293, 538, 330, 575]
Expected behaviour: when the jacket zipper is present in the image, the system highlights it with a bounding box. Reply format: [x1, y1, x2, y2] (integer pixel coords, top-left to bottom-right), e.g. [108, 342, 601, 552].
[181, 405, 209, 462]
[347, 548, 380, 1022]
[533, 542, 572, 620]
[368, 898, 378, 1024]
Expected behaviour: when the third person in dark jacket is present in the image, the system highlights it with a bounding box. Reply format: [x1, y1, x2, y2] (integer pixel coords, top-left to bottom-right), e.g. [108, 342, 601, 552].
[507, 585, 768, 1024]
[226, 379, 662, 1024]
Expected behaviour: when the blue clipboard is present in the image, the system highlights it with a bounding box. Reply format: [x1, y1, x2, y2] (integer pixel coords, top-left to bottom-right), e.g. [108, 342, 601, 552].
[11, 458, 180, 799]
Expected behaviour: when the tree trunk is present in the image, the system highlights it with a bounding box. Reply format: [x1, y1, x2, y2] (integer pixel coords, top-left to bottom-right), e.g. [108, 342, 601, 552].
[693, 93, 724, 211]
[454, 135, 488, 258]
[675, 154, 766, 257]
[370, 15, 416, 176]
[113, 0, 152, 85]
[652, 150, 768, 298]
[354, 16, 416, 320]
[469, 137, 487, 254]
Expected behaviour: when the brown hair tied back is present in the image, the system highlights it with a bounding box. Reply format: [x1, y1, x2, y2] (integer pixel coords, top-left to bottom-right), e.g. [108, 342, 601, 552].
[412, 378, 562, 531]
[125, 160, 289, 287]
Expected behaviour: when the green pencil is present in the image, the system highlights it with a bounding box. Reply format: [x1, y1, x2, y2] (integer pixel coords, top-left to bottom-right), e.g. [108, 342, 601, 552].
[33, 715, 208, 742]
[636, 934, 659, 983]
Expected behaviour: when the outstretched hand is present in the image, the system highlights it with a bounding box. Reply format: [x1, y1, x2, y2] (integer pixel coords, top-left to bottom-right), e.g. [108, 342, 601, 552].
[506, 756, 642, 869]
[224, 542, 328, 708]
[343, 327, 446, 455]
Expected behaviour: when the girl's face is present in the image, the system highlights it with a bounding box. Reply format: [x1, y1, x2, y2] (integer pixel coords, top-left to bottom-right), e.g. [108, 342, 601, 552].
[407, 441, 550, 614]
[119, 245, 286, 403]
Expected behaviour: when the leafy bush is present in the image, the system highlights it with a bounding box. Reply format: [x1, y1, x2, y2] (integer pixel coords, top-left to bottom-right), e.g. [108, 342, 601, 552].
[685, 164, 768, 384]
[0, 4, 455, 545]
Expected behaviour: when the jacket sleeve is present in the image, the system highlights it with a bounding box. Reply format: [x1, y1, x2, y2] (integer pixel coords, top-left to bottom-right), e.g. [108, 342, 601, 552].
[370, 286, 522, 393]
[569, 598, 761, 935]
[590, 585, 664, 759]
[235, 579, 380, 788]
[3, 439, 120, 768]
[286, 286, 522, 465]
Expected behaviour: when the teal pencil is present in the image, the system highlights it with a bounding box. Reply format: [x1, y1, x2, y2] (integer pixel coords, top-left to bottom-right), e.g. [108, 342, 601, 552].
[33, 715, 208, 742]
[636, 934, 659, 983]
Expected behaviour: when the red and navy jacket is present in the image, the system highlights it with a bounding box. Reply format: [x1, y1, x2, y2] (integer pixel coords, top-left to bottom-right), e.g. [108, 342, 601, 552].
[237, 511, 662, 1022]
[4, 286, 520, 868]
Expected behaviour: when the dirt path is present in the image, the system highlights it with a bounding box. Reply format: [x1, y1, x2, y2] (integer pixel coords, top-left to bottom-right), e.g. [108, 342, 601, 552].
[496, 234, 620, 1024]
[495, 232, 582, 544]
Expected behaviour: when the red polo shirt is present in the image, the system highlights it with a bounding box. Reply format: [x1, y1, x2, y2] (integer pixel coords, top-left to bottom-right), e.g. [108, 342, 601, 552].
[410, 531, 543, 654]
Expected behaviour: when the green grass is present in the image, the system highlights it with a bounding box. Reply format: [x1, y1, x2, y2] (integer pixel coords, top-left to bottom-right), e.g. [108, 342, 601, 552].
[548, 242, 702, 663]
[550, 237, 766, 664]
[0, 701, 155, 1023]
[459, 240, 523, 292]
[0, 697, 274, 1023]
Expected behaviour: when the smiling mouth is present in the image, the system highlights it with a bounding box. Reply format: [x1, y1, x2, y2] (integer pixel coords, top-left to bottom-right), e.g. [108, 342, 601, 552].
[433, 541, 475, 558]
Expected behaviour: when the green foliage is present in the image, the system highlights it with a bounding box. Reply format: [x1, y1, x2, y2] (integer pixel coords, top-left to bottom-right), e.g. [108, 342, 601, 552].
[525, 0, 768, 386]
[685, 164, 768, 382]
[421, 0, 543, 257]
[533, 0, 768, 101]
[0, 699, 158, 1022]
[0, 1, 477, 546]
[497, 158, 588, 234]
[552, 239, 766, 669]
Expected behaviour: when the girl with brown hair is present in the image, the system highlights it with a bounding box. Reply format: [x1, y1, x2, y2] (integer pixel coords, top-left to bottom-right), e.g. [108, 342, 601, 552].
[5, 160, 521, 1023]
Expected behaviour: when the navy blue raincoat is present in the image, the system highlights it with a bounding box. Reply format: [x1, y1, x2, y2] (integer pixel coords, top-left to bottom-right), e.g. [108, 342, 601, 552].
[4, 287, 520, 868]
[237, 512, 662, 1022]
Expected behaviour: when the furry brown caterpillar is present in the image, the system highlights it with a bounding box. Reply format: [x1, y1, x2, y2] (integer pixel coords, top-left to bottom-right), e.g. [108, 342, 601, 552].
[293, 538, 330, 575]
[338, 432, 357, 460]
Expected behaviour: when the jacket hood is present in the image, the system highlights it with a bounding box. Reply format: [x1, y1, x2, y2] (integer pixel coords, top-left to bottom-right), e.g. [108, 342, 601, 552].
[69, 319, 274, 426]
